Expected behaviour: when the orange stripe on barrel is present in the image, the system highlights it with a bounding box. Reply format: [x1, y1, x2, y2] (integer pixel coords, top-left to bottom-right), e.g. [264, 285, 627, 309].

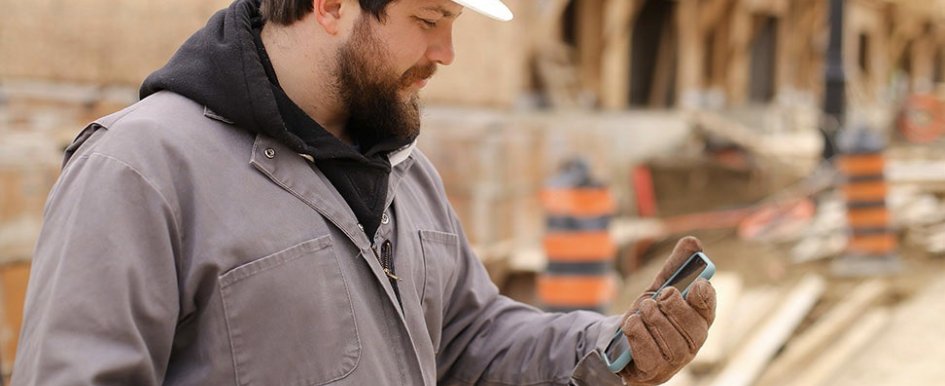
[837, 155, 885, 176]
[843, 181, 887, 202]
[541, 189, 616, 217]
[543, 232, 616, 262]
[847, 208, 890, 228]
[537, 275, 616, 308]
[848, 233, 897, 254]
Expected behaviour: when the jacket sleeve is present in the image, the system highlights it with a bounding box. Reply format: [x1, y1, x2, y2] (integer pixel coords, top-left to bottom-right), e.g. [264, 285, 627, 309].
[435, 208, 625, 386]
[12, 149, 181, 385]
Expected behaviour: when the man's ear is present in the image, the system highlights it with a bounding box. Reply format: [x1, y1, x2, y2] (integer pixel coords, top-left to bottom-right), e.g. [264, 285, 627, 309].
[313, 0, 346, 35]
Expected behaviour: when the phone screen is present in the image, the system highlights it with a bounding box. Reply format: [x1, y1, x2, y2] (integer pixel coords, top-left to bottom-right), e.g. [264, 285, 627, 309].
[663, 254, 708, 294]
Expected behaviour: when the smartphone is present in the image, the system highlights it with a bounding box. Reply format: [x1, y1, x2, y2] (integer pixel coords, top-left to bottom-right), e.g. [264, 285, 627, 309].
[602, 252, 716, 373]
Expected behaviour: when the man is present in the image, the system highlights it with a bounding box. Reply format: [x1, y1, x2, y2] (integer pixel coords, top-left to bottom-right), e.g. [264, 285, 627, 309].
[12, 0, 715, 384]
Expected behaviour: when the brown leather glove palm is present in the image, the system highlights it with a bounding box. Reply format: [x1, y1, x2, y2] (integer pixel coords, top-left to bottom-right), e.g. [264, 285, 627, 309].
[618, 236, 716, 385]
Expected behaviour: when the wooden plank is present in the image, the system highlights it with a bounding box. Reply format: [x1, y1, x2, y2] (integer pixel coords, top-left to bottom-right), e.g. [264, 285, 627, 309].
[723, 285, 783, 363]
[830, 275, 945, 386]
[691, 272, 743, 371]
[725, 3, 754, 105]
[648, 14, 677, 107]
[785, 309, 891, 386]
[663, 368, 695, 386]
[600, 0, 639, 109]
[534, 0, 571, 42]
[676, 0, 703, 108]
[576, 0, 604, 99]
[707, 274, 826, 386]
[756, 280, 888, 386]
[700, 0, 736, 33]
[710, 20, 731, 90]
[774, 3, 793, 99]
[744, 0, 788, 15]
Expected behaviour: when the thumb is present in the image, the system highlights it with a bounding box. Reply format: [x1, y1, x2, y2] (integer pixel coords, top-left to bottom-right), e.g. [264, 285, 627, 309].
[648, 236, 703, 292]
[686, 279, 717, 325]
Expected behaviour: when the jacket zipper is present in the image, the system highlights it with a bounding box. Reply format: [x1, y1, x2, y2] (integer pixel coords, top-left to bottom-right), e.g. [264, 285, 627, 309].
[373, 240, 402, 305]
[379, 240, 399, 281]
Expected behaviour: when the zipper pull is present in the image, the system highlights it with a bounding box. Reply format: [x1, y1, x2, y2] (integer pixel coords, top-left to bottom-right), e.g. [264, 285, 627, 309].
[383, 268, 401, 281]
[381, 240, 399, 281]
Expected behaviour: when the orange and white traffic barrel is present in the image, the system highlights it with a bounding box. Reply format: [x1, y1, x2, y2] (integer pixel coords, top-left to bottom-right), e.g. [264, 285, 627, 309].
[834, 127, 900, 276]
[538, 159, 617, 313]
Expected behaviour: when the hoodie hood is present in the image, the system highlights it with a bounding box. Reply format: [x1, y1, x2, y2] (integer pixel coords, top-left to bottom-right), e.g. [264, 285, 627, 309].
[140, 0, 312, 156]
[141, 0, 418, 237]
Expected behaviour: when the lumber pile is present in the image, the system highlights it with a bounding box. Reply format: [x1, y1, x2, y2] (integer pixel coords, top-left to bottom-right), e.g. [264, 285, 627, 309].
[691, 108, 945, 263]
[829, 275, 945, 386]
[787, 146, 945, 263]
[658, 274, 895, 386]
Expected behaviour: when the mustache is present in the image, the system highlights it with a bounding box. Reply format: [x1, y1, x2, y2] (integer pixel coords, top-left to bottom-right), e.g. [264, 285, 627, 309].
[399, 63, 437, 87]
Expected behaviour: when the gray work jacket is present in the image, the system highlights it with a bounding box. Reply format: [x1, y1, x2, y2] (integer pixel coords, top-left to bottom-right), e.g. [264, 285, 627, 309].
[12, 92, 624, 385]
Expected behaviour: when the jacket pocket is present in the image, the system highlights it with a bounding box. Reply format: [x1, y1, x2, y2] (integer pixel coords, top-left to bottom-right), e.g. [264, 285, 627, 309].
[219, 236, 360, 386]
[419, 229, 460, 353]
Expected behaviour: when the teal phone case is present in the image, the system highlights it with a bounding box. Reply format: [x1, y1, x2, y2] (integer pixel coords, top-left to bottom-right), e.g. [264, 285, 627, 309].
[603, 252, 715, 373]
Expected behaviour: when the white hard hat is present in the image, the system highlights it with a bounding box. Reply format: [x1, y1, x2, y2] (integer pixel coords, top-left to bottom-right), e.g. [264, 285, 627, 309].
[451, 0, 513, 21]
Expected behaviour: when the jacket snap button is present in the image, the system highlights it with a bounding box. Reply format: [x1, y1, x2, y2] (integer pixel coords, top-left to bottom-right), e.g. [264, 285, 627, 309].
[357, 223, 364, 231]
[381, 212, 390, 225]
[264, 148, 276, 159]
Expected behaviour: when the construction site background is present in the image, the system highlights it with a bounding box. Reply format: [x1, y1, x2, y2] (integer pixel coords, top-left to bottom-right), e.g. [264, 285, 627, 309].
[2, 0, 945, 385]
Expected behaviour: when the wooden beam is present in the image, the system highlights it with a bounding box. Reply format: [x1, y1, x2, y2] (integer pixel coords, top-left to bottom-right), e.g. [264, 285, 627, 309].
[785, 309, 891, 386]
[534, 0, 571, 43]
[708, 274, 826, 386]
[600, 0, 640, 109]
[662, 368, 695, 386]
[648, 15, 677, 107]
[756, 280, 889, 386]
[710, 21, 731, 90]
[690, 273, 743, 371]
[743, 0, 789, 16]
[726, 3, 753, 105]
[774, 2, 793, 98]
[700, 0, 736, 33]
[724, 286, 782, 357]
[676, 0, 703, 108]
[576, 0, 604, 100]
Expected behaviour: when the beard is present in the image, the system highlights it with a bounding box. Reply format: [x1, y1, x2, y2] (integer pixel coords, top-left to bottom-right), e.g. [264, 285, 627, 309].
[336, 16, 436, 151]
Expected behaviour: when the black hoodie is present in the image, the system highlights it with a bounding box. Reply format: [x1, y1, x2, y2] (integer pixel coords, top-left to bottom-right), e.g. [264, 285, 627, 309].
[140, 0, 410, 239]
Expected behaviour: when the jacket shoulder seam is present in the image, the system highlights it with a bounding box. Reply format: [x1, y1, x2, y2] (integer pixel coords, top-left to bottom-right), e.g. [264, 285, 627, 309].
[80, 152, 184, 255]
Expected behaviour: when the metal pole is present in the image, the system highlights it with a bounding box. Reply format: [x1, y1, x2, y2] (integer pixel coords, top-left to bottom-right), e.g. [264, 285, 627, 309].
[822, 0, 846, 160]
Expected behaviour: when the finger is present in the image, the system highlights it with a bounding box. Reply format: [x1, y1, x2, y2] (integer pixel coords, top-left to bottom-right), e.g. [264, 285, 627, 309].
[640, 297, 691, 368]
[649, 236, 704, 291]
[621, 312, 666, 381]
[686, 279, 717, 325]
[656, 287, 709, 353]
[629, 290, 658, 312]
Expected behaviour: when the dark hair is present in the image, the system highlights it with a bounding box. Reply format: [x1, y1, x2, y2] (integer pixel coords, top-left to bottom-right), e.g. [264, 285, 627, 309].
[260, 0, 395, 25]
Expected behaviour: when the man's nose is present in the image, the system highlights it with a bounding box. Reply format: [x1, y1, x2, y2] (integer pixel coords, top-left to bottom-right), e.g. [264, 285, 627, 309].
[427, 28, 455, 66]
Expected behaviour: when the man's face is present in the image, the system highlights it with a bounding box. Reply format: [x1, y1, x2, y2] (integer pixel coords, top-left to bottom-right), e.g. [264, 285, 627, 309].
[335, 0, 460, 148]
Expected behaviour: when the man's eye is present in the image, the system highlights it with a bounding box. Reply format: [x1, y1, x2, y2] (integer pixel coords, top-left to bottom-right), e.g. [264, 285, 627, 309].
[418, 18, 437, 28]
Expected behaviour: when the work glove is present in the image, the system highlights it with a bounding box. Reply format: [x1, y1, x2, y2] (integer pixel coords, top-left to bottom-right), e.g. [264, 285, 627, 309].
[618, 236, 716, 385]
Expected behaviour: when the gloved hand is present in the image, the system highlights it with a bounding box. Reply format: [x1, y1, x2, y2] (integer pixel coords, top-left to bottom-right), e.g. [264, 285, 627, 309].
[618, 236, 716, 385]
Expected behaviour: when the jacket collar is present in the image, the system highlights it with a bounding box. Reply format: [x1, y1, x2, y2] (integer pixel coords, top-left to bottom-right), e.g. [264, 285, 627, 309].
[205, 105, 416, 167]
